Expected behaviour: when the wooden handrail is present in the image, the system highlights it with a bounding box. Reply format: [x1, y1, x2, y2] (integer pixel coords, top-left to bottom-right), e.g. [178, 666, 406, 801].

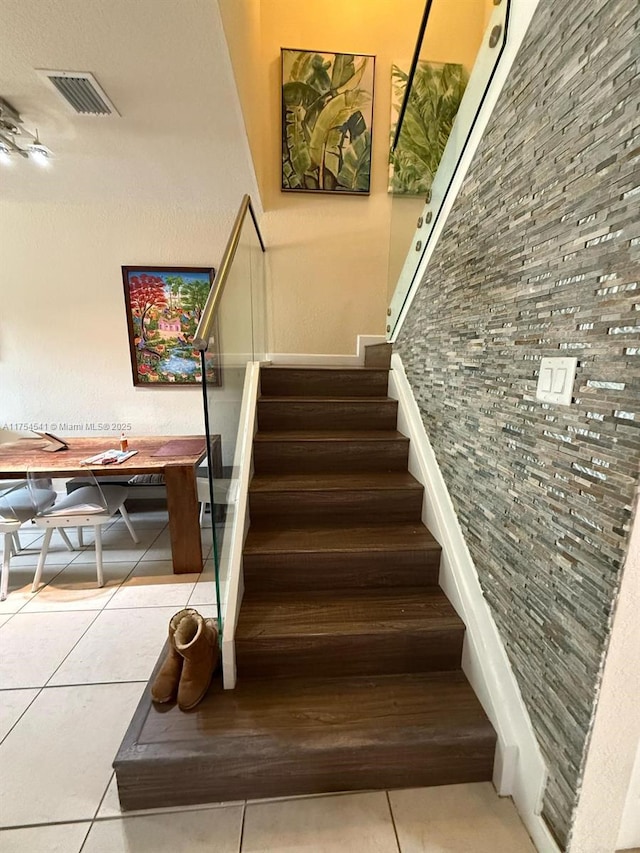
[193, 194, 265, 351]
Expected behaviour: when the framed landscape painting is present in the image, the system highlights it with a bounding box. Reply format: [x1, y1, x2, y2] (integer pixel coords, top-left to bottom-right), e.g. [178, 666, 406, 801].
[121, 266, 222, 387]
[281, 48, 375, 194]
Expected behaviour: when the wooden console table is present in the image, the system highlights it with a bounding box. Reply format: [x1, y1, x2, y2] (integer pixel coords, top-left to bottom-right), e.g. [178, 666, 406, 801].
[0, 435, 221, 574]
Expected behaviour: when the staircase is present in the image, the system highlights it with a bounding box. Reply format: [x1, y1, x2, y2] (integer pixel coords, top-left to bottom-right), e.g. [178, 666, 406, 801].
[114, 361, 496, 811]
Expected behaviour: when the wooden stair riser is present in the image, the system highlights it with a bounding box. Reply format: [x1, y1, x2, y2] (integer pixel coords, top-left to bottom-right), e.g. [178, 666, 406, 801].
[253, 438, 409, 474]
[116, 737, 495, 811]
[257, 399, 399, 431]
[236, 628, 464, 679]
[242, 550, 440, 592]
[249, 486, 423, 523]
[261, 368, 389, 397]
[364, 342, 393, 369]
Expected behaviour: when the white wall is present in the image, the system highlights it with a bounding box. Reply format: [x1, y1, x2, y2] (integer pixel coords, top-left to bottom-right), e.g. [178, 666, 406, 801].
[618, 742, 640, 850]
[0, 202, 245, 464]
[569, 496, 640, 853]
[0, 0, 263, 466]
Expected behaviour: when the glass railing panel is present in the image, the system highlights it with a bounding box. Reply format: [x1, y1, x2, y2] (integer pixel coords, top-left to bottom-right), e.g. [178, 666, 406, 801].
[249, 221, 267, 362]
[196, 197, 265, 630]
[388, 195, 426, 310]
[387, 0, 507, 321]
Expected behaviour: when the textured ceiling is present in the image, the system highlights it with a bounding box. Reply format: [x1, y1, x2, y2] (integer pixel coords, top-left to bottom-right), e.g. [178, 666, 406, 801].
[0, 0, 256, 206]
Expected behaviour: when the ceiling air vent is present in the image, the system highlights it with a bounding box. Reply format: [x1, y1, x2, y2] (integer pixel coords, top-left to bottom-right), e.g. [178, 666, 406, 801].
[37, 70, 119, 116]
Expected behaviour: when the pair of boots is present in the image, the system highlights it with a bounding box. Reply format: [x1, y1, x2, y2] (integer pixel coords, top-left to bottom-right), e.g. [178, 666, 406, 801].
[151, 609, 219, 711]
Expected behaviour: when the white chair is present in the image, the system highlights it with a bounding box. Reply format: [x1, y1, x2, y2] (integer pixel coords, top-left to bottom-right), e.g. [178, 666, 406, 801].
[28, 471, 139, 594]
[0, 481, 56, 600]
[0, 480, 27, 554]
[196, 472, 233, 526]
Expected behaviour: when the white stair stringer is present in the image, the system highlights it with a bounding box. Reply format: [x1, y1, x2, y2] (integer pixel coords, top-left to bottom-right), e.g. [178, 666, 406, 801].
[389, 352, 560, 853]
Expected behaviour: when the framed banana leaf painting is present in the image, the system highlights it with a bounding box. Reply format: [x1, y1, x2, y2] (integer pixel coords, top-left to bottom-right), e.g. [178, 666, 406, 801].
[281, 48, 375, 195]
[389, 61, 468, 195]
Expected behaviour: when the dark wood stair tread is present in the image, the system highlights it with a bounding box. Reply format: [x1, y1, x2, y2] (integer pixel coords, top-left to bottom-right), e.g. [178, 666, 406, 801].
[114, 670, 496, 809]
[135, 670, 491, 747]
[254, 430, 407, 442]
[257, 398, 399, 431]
[236, 588, 463, 638]
[244, 521, 440, 554]
[258, 394, 397, 406]
[258, 395, 397, 402]
[253, 432, 409, 473]
[243, 520, 442, 592]
[249, 471, 423, 493]
[260, 367, 389, 398]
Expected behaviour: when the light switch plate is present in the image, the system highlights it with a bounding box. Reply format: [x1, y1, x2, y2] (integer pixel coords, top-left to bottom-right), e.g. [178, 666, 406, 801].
[536, 357, 577, 405]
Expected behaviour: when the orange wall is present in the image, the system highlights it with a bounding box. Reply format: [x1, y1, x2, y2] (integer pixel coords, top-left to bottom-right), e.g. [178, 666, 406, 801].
[219, 0, 488, 353]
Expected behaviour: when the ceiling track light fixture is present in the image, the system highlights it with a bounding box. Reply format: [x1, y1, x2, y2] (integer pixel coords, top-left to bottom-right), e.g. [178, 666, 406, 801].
[28, 129, 51, 165]
[0, 97, 53, 165]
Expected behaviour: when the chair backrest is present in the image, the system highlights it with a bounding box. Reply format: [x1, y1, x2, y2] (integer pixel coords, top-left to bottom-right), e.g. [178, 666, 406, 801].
[0, 479, 27, 496]
[1, 480, 54, 524]
[26, 468, 108, 518]
[0, 482, 23, 524]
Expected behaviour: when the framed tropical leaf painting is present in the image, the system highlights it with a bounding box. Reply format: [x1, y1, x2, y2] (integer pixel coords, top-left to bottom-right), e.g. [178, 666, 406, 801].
[389, 61, 468, 195]
[121, 266, 221, 387]
[281, 48, 375, 195]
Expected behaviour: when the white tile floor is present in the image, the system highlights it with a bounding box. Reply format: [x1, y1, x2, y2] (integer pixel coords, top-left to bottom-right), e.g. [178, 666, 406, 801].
[0, 509, 538, 852]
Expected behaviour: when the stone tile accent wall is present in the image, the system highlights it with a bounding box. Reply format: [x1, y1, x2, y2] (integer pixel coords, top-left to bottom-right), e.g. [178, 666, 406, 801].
[395, 0, 639, 846]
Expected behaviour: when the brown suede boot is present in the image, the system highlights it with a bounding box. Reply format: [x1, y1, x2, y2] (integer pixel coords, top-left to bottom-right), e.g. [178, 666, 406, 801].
[174, 611, 219, 711]
[150, 608, 195, 703]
